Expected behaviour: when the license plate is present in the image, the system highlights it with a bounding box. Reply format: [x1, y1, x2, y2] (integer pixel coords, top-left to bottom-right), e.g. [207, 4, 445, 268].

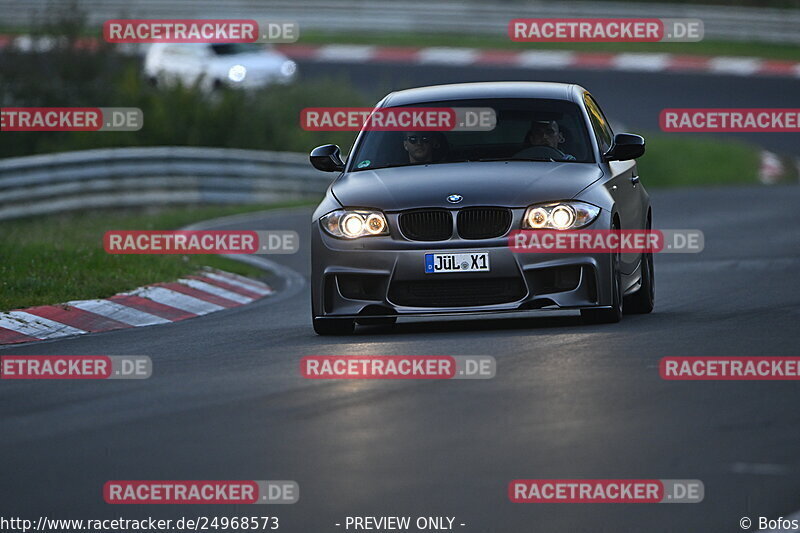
[425, 252, 490, 273]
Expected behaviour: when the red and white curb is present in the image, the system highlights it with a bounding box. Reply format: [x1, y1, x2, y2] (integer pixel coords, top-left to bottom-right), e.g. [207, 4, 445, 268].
[275, 44, 800, 78]
[2, 35, 798, 78]
[0, 269, 273, 345]
[759, 150, 800, 185]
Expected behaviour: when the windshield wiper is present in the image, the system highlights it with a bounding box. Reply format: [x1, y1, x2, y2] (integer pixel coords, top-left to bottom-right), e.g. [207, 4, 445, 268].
[353, 158, 564, 171]
[474, 157, 557, 163]
[357, 160, 472, 171]
[354, 162, 429, 171]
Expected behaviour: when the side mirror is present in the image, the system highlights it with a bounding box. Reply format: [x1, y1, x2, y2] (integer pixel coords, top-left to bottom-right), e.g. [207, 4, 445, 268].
[605, 133, 645, 161]
[310, 144, 345, 172]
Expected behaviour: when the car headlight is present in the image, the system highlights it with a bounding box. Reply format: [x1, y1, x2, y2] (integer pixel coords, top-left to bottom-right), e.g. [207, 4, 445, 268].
[280, 60, 297, 78]
[228, 64, 247, 83]
[522, 201, 600, 230]
[320, 209, 389, 238]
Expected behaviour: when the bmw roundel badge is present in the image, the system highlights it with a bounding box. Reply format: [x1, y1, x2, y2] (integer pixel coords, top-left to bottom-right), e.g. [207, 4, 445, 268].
[447, 194, 463, 204]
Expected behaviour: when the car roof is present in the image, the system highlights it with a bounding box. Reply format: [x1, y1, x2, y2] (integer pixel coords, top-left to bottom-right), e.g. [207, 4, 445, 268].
[381, 82, 585, 107]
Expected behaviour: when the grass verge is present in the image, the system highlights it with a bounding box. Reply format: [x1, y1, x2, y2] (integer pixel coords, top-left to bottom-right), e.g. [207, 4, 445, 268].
[0, 201, 312, 311]
[638, 133, 761, 187]
[299, 31, 800, 62]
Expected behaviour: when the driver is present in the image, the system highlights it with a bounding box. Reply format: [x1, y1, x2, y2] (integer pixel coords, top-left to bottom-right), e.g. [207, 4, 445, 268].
[403, 132, 443, 164]
[516, 120, 576, 161]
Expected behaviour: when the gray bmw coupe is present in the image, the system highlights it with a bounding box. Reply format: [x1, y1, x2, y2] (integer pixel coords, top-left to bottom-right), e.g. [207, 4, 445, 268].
[309, 82, 653, 335]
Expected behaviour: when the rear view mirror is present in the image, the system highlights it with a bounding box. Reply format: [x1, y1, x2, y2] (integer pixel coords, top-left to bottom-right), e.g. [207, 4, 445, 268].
[310, 144, 345, 172]
[605, 133, 645, 161]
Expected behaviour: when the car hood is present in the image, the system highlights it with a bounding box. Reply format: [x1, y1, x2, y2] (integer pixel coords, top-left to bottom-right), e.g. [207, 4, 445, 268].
[331, 161, 603, 210]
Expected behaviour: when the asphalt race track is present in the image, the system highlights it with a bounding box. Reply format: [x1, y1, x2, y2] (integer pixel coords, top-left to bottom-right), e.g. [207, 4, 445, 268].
[2, 183, 800, 532]
[3, 59, 800, 532]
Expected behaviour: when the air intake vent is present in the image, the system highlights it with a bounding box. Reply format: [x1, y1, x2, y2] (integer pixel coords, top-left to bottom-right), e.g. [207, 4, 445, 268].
[388, 278, 527, 307]
[399, 209, 452, 241]
[457, 207, 512, 239]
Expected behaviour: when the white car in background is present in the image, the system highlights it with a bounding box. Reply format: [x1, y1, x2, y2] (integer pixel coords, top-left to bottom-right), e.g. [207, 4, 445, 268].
[144, 43, 297, 90]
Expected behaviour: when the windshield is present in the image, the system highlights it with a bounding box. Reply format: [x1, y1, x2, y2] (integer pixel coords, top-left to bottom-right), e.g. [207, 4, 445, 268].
[210, 43, 266, 56]
[348, 98, 594, 171]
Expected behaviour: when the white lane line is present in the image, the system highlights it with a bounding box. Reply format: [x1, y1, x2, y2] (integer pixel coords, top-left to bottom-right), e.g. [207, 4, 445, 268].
[177, 278, 253, 304]
[0, 311, 86, 339]
[613, 53, 672, 72]
[516, 50, 575, 69]
[203, 272, 272, 296]
[417, 47, 478, 65]
[128, 286, 224, 315]
[731, 462, 791, 476]
[68, 299, 171, 326]
[709, 56, 762, 76]
[316, 44, 375, 62]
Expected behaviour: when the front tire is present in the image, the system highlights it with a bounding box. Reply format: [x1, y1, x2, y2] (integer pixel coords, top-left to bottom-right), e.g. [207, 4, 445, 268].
[624, 248, 655, 314]
[624, 214, 655, 314]
[313, 317, 355, 336]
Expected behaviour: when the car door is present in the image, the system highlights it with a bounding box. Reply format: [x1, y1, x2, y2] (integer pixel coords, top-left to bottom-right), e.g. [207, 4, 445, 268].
[584, 93, 644, 274]
[162, 44, 208, 86]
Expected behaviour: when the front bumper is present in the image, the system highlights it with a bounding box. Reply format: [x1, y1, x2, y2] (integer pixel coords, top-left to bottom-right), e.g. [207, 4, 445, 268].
[311, 220, 616, 320]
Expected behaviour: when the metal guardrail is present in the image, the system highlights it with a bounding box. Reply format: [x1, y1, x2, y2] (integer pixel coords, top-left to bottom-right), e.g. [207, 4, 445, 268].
[0, 143, 793, 222]
[0, 0, 798, 44]
[0, 147, 328, 221]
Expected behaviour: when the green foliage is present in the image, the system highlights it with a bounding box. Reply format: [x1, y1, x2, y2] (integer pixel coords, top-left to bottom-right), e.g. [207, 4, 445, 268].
[0, 6, 365, 158]
[637, 133, 760, 187]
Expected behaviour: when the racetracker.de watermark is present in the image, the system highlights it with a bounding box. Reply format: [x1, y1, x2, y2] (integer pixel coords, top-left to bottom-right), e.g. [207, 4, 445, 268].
[104, 231, 299, 255]
[1, 108, 142, 132]
[104, 481, 298, 504]
[103, 19, 299, 43]
[301, 356, 496, 379]
[660, 108, 800, 132]
[509, 229, 704, 253]
[509, 18, 703, 42]
[0, 356, 151, 380]
[660, 357, 800, 380]
[509, 479, 704, 503]
[300, 107, 497, 131]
